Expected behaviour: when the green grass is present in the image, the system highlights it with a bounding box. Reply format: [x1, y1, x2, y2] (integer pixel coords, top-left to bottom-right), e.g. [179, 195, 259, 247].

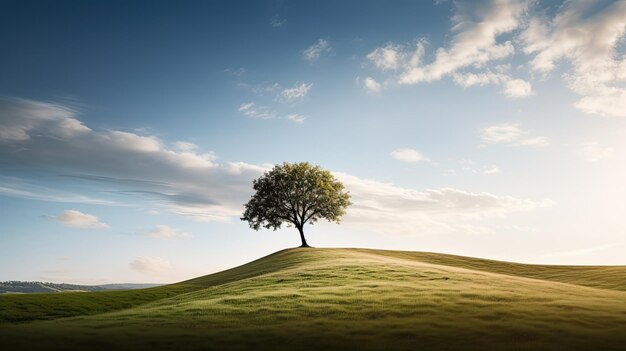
[0, 249, 299, 324]
[1, 248, 626, 350]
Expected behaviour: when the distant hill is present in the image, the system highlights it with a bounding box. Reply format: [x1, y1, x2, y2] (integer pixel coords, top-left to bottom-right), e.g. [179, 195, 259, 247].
[95, 283, 162, 291]
[0, 281, 160, 294]
[1, 248, 625, 350]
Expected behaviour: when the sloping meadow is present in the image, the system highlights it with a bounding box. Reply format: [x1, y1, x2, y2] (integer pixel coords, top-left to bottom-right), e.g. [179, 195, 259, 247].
[1, 248, 626, 350]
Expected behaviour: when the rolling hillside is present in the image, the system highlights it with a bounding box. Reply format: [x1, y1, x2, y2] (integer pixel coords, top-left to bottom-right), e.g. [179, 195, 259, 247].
[1, 248, 626, 350]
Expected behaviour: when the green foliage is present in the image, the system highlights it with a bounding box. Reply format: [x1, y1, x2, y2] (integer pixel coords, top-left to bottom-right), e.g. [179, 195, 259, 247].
[2, 248, 626, 350]
[241, 162, 351, 246]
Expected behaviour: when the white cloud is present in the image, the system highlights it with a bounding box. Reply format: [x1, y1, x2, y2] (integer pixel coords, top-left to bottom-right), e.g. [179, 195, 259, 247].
[366, 43, 406, 71]
[390, 148, 430, 163]
[338, 172, 547, 213]
[130, 256, 172, 273]
[145, 224, 191, 239]
[365, 1, 533, 98]
[172, 141, 198, 152]
[453, 67, 533, 98]
[302, 39, 330, 62]
[335, 172, 552, 236]
[363, 1, 626, 111]
[238, 102, 276, 120]
[0, 97, 91, 142]
[0, 98, 263, 222]
[483, 165, 500, 175]
[286, 114, 306, 124]
[277, 83, 312, 103]
[225, 161, 272, 175]
[575, 90, 626, 118]
[582, 142, 614, 161]
[397, 0, 529, 85]
[1, 97, 551, 236]
[480, 123, 549, 147]
[363, 77, 382, 93]
[522, 1, 626, 117]
[453, 71, 507, 87]
[504, 79, 533, 98]
[480, 123, 523, 144]
[54, 210, 109, 229]
[102, 131, 161, 152]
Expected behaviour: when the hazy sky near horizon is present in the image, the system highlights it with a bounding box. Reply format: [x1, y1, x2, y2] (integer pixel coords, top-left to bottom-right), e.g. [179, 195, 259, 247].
[1, 0, 625, 284]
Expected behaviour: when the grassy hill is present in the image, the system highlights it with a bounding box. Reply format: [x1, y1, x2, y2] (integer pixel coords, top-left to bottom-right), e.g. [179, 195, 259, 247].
[1, 248, 626, 350]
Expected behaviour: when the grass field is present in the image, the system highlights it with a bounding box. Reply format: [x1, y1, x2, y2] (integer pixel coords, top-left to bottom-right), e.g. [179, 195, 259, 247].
[1, 248, 626, 350]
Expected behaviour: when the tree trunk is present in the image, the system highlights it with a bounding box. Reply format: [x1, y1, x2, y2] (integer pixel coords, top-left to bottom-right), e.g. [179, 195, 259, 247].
[297, 225, 310, 247]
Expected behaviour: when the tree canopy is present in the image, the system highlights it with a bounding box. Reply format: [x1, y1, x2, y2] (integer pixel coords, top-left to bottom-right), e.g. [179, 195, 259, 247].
[241, 162, 351, 247]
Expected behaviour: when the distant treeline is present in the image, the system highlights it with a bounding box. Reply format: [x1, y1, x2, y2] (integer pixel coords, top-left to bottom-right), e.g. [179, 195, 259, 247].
[0, 281, 161, 294]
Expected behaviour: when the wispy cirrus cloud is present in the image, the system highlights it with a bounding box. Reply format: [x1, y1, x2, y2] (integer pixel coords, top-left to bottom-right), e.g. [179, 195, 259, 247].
[480, 123, 549, 147]
[286, 114, 306, 124]
[1, 97, 551, 235]
[277, 82, 313, 103]
[1, 97, 266, 222]
[237, 81, 312, 122]
[0, 97, 91, 142]
[238, 102, 276, 120]
[452, 66, 533, 98]
[238, 102, 309, 124]
[522, 1, 626, 117]
[397, 0, 530, 85]
[302, 39, 331, 62]
[364, 0, 533, 98]
[363, 0, 626, 114]
[0, 176, 117, 205]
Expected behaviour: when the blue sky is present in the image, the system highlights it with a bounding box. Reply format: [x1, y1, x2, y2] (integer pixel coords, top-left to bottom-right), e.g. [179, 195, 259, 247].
[1, 0, 625, 284]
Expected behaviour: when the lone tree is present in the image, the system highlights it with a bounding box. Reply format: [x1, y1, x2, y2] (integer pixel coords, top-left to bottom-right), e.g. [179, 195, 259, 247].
[241, 162, 351, 247]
